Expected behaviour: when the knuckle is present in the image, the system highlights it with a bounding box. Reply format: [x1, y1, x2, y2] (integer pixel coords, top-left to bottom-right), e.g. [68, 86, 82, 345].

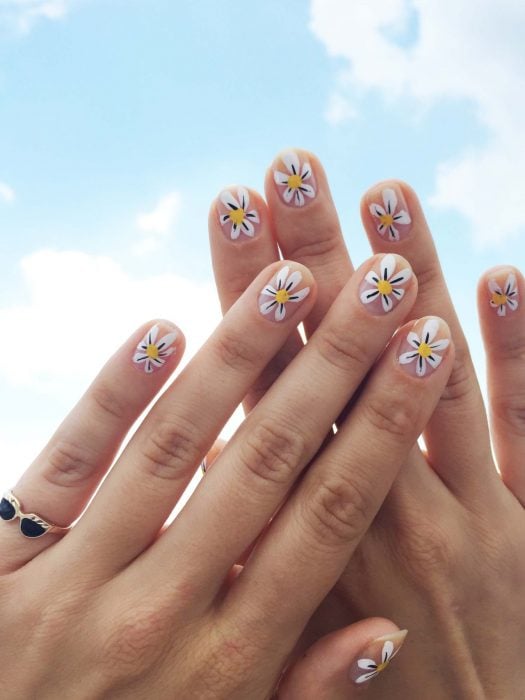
[42, 438, 99, 488]
[495, 335, 525, 363]
[412, 263, 444, 297]
[141, 416, 201, 481]
[304, 472, 372, 547]
[214, 330, 261, 373]
[89, 380, 131, 422]
[439, 350, 476, 404]
[288, 232, 343, 268]
[317, 324, 369, 373]
[239, 419, 306, 488]
[492, 394, 525, 437]
[362, 389, 417, 439]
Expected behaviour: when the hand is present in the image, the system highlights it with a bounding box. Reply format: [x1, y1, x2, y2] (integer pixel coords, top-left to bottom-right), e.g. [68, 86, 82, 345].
[0, 259, 452, 698]
[209, 150, 525, 698]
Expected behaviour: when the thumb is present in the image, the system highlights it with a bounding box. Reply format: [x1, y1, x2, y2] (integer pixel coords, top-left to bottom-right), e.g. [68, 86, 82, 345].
[277, 619, 408, 699]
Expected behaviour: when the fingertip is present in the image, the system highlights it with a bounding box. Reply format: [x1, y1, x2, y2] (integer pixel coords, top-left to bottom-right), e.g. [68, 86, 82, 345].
[477, 265, 522, 321]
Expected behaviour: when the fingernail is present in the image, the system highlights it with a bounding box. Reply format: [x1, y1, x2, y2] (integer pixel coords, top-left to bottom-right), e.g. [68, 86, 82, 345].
[217, 186, 261, 241]
[359, 254, 413, 314]
[132, 323, 179, 374]
[368, 186, 412, 242]
[488, 269, 519, 317]
[259, 264, 311, 322]
[272, 150, 317, 207]
[350, 629, 407, 685]
[398, 317, 451, 378]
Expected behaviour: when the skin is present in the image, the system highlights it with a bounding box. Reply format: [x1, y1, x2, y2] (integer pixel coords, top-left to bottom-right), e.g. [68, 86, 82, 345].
[209, 152, 525, 698]
[0, 260, 453, 698]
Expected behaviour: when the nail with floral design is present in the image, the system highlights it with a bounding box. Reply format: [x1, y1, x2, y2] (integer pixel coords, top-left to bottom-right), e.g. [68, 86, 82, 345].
[369, 187, 411, 241]
[349, 629, 407, 685]
[273, 151, 316, 207]
[259, 265, 311, 322]
[359, 254, 412, 314]
[398, 317, 451, 377]
[218, 187, 260, 240]
[133, 324, 178, 373]
[488, 272, 519, 316]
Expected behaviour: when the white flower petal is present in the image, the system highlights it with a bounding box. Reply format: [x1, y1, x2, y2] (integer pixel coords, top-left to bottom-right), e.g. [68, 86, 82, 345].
[407, 331, 421, 349]
[429, 338, 450, 352]
[145, 359, 154, 373]
[357, 659, 377, 670]
[246, 208, 260, 223]
[262, 284, 277, 297]
[282, 151, 300, 176]
[388, 224, 400, 241]
[376, 224, 386, 236]
[381, 641, 395, 662]
[360, 288, 380, 304]
[219, 213, 230, 225]
[355, 671, 379, 684]
[283, 187, 295, 203]
[219, 189, 239, 210]
[497, 304, 506, 316]
[289, 287, 310, 302]
[382, 188, 398, 215]
[230, 224, 240, 240]
[381, 254, 396, 281]
[393, 209, 411, 225]
[389, 268, 412, 286]
[392, 287, 405, 301]
[365, 270, 380, 285]
[416, 355, 427, 376]
[285, 270, 302, 291]
[488, 279, 502, 294]
[294, 189, 305, 206]
[157, 331, 178, 351]
[275, 303, 286, 321]
[421, 318, 439, 344]
[426, 353, 443, 368]
[237, 187, 249, 210]
[241, 219, 255, 237]
[276, 266, 290, 290]
[369, 202, 386, 218]
[300, 183, 316, 198]
[158, 347, 175, 358]
[133, 352, 147, 363]
[146, 325, 159, 346]
[274, 170, 290, 186]
[507, 297, 518, 310]
[381, 294, 393, 312]
[399, 351, 418, 364]
[301, 161, 312, 180]
[505, 273, 517, 294]
[260, 300, 278, 315]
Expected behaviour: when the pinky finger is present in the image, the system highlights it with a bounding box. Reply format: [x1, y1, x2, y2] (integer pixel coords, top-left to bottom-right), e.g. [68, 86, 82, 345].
[277, 620, 407, 699]
[478, 266, 525, 504]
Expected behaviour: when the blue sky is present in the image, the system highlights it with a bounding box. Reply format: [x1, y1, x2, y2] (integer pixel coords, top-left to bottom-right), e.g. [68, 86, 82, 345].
[1, 0, 524, 483]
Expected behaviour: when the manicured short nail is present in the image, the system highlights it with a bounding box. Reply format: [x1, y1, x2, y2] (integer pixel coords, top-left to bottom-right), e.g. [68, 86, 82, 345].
[132, 323, 179, 374]
[259, 264, 311, 322]
[368, 186, 411, 242]
[359, 254, 413, 314]
[217, 187, 260, 241]
[273, 150, 317, 207]
[350, 629, 407, 685]
[488, 270, 519, 316]
[398, 317, 451, 377]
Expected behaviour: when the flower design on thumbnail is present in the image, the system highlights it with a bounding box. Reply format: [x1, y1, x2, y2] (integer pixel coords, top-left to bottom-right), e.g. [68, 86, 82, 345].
[219, 187, 260, 240]
[369, 188, 411, 241]
[488, 273, 519, 316]
[259, 265, 310, 321]
[399, 318, 450, 377]
[360, 254, 412, 312]
[273, 151, 316, 207]
[133, 324, 178, 373]
[355, 639, 399, 684]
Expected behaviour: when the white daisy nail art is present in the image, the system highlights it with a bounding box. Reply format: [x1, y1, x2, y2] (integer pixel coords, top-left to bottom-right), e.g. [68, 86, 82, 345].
[133, 324, 178, 373]
[369, 188, 411, 241]
[488, 273, 519, 316]
[360, 254, 412, 313]
[273, 151, 316, 207]
[399, 318, 450, 377]
[259, 265, 310, 321]
[350, 630, 407, 685]
[219, 187, 260, 240]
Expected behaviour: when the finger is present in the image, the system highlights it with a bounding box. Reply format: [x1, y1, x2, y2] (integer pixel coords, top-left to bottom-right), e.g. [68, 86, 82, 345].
[278, 622, 407, 699]
[0, 320, 184, 572]
[68, 262, 316, 575]
[266, 149, 353, 333]
[478, 266, 525, 504]
[228, 317, 454, 644]
[361, 181, 494, 497]
[149, 254, 417, 592]
[209, 186, 303, 411]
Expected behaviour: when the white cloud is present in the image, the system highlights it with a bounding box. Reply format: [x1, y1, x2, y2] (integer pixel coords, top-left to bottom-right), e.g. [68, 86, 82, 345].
[0, 0, 69, 32]
[0, 181, 15, 202]
[134, 191, 182, 255]
[324, 92, 357, 126]
[310, 0, 525, 247]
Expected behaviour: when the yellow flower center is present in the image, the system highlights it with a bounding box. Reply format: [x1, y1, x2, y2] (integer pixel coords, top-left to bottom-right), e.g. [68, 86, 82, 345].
[229, 208, 245, 226]
[275, 289, 290, 304]
[379, 214, 394, 227]
[377, 280, 392, 296]
[418, 342, 432, 358]
[287, 174, 303, 189]
[146, 344, 159, 360]
[491, 291, 507, 306]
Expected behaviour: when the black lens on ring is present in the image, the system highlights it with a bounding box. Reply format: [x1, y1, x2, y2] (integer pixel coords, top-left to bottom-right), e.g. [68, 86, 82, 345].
[20, 518, 47, 538]
[0, 498, 16, 521]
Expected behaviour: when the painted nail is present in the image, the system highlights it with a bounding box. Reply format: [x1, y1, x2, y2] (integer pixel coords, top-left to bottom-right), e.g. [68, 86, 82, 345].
[488, 271, 519, 316]
[132, 324, 178, 373]
[359, 254, 412, 314]
[217, 187, 260, 241]
[273, 151, 317, 207]
[369, 187, 411, 242]
[259, 265, 311, 322]
[398, 317, 451, 378]
[350, 629, 407, 685]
